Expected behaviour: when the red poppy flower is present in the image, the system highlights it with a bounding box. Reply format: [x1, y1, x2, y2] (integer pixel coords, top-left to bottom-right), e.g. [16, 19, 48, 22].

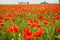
[35, 24, 42, 27]
[12, 25, 19, 33]
[7, 13, 12, 17]
[28, 22, 36, 27]
[52, 14, 60, 20]
[11, 17, 15, 21]
[29, 19, 34, 23]
[6, 26, 12, 33]
[18, 13, 24, 18]
[28, 19, 38, 26]
[38, 15, 43, 20]
[0, 15, 3, 19]
[6, 24, 19, 33]
[4, 17, 10, 21]
[24, 36, 32, 40]
[1, 9, 5, 14]
[52, 7, 58, 14]
[59, 16, 60, 20]
[0, 28, 2, 30]
[0, 23, 5, 26]
[38, 8, 46, 14]
[43, 20, 49, 25]
[34, 28, 44, 37]
[56, 28, 60, 32]
[24, 27, 32, 36]
[0, 19, 2, 23]
[34, 20, 38, 23]
[13, 12, 17, 17]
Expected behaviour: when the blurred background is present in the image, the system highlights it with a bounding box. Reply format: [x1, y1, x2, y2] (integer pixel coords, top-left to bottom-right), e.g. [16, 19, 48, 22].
[0, 0, 60, 4]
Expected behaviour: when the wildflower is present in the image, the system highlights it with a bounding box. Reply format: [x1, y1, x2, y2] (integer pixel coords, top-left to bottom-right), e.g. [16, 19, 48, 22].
[0, 15, 3, 19]
[12, 24, 19, 33]
[52, 14, 60, 20]
[6, 24, 19, 33]
[34, 28, 44, 37]
[38, 15, 43, 20]
[35, 24, 42, 27]
[13, 12, 17, 17]
[0, 23, 5, 26]
[18, 13, 24, 18]
[24, 36, 32, 40]
[11, 17, 15, 21]
[56, 28, 60, 32]
[34, 20, 38, 23]
[24, 27, 32, 36]
[43, 20, 49, 25]
[28, 22, 36, 27]
[7, 13, 12, 17]
[4, 17, 10, 21]
[0, 28, 2, 30]
[6, 26, 12, 33]
[0, 19, 2, 23]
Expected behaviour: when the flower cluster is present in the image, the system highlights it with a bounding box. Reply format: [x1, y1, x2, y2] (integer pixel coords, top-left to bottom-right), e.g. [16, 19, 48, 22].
[0, 4, 60, 40]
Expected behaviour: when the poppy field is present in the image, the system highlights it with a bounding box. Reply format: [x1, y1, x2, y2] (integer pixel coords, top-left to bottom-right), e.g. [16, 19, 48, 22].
[0, 4, 60, 40]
